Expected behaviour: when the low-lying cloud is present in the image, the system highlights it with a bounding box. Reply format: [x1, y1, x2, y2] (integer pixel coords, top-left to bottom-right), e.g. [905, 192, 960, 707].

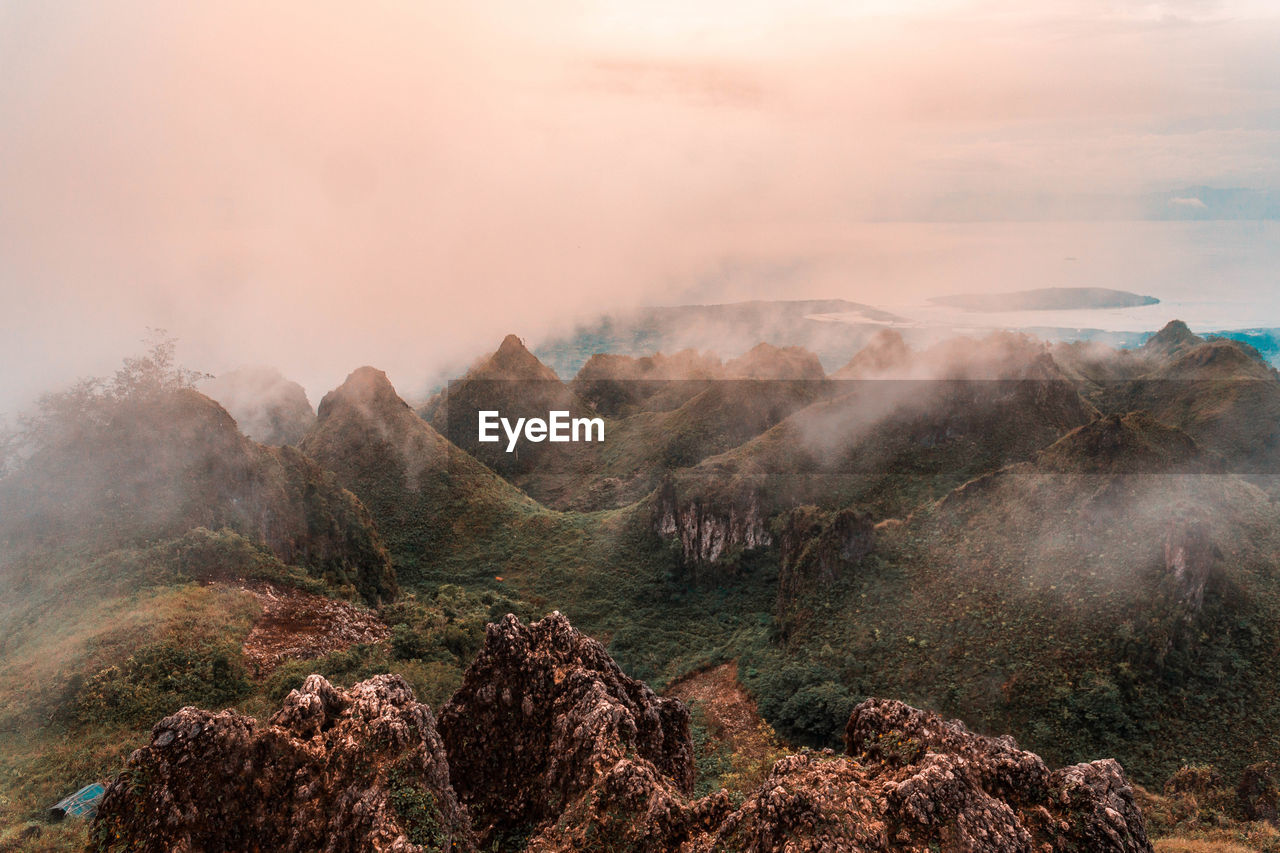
[2, 0, 1279, 412]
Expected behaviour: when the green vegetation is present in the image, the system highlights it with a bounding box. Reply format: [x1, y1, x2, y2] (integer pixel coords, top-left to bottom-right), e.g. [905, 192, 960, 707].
[388, 762, 449, 849]
[8, 326, 1280, 846]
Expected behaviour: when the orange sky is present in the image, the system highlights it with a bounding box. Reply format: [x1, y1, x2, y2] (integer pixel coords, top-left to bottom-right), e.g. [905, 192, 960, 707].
[1, 1, 1278, 407]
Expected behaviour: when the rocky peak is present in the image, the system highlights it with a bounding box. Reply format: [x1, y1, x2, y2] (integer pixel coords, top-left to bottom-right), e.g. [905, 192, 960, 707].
[302, 366, 456, 497]
[436, 612, 694, 848]
[1142, 320, 1202, 359]
[93, 674, 472, 852]
[91, 614, 1156, 852]
[839, 698, 1152, 852]
[316, 366, 413, 423]
[479, 334, 562, 382]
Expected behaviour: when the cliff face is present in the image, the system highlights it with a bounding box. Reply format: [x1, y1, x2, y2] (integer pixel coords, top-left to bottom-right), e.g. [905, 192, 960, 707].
[775, 506, 874, 637]
[93, 674, 472, 853]
[91, 613, 1154, 853]
[652, 476, 772, 572]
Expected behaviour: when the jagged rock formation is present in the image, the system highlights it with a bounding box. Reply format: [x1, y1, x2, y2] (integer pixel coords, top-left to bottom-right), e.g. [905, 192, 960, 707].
[92, 614, 1153, 853]
[0, 388, 395, 604]
[93, 674, 472, 852]
[437, 612, 695, 848]
[652, 474, 772, 571]
[1162, 517, 1219, 616]
[838, 699, 1151, 852]
[202, 366, 315, 446]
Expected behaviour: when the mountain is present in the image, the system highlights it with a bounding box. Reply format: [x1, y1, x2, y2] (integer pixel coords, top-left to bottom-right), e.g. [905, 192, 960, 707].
[11, 323, 1280, 850]
[425, 335, 591, 481]
[300, 366, 542, 582]
[770, 403, 1280, 784]
[0, 387, 394, 604]
[1055, 321, 1280, 472]
[571, 349, 722, 417]
[535, 299, 910, 378]
[651, 332, 1097, 571]
[201, 366, 315, 446]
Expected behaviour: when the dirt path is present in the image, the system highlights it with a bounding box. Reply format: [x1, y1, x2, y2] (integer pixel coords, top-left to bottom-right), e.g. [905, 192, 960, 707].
[237, 582, 389, 675]
[667, 661, 780, 763]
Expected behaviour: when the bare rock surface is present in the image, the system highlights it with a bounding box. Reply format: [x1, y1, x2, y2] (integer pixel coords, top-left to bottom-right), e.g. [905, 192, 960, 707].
[437, 611, 695, 848]
[92, 674, 471, 852]
[92, 614, 1153, 853]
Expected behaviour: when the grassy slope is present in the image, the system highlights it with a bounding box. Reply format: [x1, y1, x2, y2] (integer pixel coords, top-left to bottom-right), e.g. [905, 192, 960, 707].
[9, 327, 1280, 845]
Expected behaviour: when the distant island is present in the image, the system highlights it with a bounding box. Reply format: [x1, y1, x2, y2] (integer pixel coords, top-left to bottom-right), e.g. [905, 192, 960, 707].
[931, 287, 1160, 312]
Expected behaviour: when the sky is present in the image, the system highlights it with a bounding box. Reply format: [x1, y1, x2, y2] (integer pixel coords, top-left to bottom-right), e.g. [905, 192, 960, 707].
[1, 0, 1279, 409]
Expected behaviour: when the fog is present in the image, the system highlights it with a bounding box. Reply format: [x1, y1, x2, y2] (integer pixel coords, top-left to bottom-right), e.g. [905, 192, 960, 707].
[3, 0, 1279, 412]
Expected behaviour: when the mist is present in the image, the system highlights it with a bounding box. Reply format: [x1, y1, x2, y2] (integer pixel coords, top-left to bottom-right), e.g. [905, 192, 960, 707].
[3, 1, 1280, 412]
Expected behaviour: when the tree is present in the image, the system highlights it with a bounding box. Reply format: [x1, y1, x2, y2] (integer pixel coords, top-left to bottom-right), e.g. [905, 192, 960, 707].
[12, 330, 210, 460]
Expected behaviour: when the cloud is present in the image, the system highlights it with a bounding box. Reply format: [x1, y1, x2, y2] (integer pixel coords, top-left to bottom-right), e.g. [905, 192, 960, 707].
[1, 0, 1279, 411]
[1169, 197, 1209, 208]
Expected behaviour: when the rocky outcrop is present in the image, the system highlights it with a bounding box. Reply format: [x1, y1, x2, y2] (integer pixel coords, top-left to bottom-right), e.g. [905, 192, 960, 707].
[436, 612, 695, 848]
[92, 674, 472, 852]
[92, 615, 1155, 853]
[1163, 517, 1219, 617]
[840, 698, 1152, 852]
[652, 476, 771, 571]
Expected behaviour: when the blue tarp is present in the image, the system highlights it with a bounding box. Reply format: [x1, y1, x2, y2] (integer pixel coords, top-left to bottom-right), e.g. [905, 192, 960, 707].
[49, 782, 106, 820]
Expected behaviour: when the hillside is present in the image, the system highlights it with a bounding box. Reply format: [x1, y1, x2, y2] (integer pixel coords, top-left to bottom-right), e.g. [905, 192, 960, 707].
[0, 386, 394, 604]
[7, 326, 1280, 850]
[1055, 321, 1280, 472]
[650, 331, 1097, 571]
[300, 365, 552, 585]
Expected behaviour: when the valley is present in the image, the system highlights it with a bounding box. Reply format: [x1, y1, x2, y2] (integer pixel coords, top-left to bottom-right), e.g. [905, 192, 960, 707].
[2, 321, 1280, 850]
